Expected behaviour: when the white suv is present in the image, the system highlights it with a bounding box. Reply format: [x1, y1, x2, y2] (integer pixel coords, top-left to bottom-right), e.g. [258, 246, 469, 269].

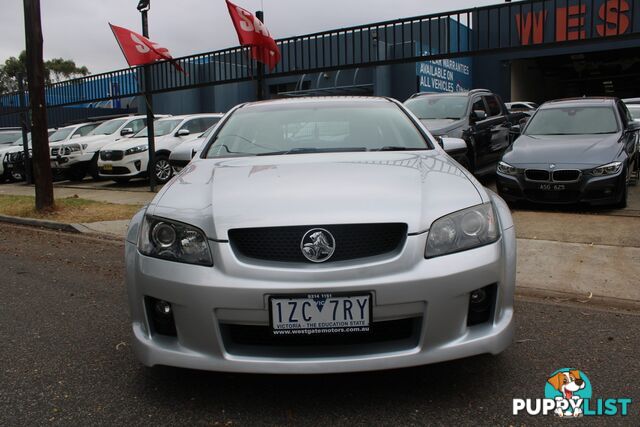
[51, 115, 160, 181]
[98, 114, 222, 184]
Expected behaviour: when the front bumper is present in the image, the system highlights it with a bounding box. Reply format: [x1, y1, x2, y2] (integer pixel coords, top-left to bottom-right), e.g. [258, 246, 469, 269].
[98, 152, 148, 178]
[496, 169, 624, 205]
[50, 152, 94, 170]
[125, 224, 516, 374]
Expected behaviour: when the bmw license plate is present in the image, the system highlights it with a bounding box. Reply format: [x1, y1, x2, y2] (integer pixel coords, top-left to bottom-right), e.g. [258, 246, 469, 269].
[539, 183, 566, 191]
[270, 293, 371, 335]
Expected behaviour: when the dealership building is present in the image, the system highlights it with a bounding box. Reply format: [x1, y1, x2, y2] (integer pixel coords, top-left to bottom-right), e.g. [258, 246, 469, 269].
[1, 0, 640, 125]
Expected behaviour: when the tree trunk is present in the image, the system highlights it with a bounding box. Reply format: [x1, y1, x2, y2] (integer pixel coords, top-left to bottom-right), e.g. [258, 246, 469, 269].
[23, 0, 54, 211]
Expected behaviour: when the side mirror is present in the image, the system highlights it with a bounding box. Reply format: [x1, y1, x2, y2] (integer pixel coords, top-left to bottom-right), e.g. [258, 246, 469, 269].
[471, 110, 488, 121]
[120, 127, 134, 136]
[441, 137, 467, 156]
[176, 129, 190, 137]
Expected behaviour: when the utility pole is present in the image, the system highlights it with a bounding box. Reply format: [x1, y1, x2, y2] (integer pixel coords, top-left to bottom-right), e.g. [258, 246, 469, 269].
[23, 0, 53, 210]
[17, 73, 32, 185]
[138, 0, 156, 192]
[256, 10, 265, 101]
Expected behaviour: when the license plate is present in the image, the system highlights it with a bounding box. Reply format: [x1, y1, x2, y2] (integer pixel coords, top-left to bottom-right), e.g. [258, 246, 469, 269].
[270, 293, 371, 334]
[539, 183, 566, 191]
[102, 164, 113, 171]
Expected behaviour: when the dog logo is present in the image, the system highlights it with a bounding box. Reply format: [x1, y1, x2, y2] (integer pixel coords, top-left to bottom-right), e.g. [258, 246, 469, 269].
[545, 369, 592, 417]
[300, 228, 335, 263]
[514, 368, 631, 417]
[549, 163, 556, 169]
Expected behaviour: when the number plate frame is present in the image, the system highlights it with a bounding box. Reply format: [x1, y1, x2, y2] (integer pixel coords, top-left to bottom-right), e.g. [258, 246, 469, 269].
[268, 292, 373, 335]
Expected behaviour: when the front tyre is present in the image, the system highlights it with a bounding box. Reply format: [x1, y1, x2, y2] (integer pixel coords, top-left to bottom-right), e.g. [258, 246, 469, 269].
[66, 165, 87, 182]
[151, 154, 173, 185]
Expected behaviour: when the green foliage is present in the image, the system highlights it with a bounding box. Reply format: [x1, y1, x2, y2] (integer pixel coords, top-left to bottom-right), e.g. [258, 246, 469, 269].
[0, 50, 90, 94]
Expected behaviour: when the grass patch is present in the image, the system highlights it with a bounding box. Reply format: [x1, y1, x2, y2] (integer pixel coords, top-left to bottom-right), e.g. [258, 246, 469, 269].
[0, 194, 142, 223]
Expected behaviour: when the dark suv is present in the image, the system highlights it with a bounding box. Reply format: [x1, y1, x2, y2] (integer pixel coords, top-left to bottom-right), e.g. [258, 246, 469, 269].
[404, 89, 519, 175]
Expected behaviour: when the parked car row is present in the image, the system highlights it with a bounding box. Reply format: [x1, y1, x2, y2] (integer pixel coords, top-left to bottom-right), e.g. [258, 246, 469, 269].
[2, 113, 223, 185]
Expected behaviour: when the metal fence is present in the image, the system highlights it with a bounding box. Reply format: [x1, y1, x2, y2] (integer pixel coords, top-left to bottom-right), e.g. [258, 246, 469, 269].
[1, 0, 639, 110]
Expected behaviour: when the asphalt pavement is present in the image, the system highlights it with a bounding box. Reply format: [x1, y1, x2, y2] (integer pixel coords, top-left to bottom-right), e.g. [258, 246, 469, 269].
[1, 223, 639, 426]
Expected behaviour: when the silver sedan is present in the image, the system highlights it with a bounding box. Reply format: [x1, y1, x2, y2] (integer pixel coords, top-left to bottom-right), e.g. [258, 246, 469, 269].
[125, 97, 516, 374]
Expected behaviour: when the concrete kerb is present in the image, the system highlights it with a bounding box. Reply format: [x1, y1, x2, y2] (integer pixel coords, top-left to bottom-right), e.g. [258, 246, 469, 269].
[0, 214, 123, 241]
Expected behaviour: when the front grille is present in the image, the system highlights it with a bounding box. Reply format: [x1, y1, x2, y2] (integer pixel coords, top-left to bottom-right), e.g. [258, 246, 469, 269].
[229, 223, 407, 263]
[100, 150, 124, 161]
[552, 169, 581, 182]
[99, 166, 130, 175]
[7, 151, 24, 163]
[220, 317, 421, 357]
[524, 169, 550, 181]
[524, 189, 581, 203]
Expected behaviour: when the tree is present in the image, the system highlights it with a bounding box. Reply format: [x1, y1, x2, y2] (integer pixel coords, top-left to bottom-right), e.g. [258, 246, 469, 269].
[0, 50, 90, 94]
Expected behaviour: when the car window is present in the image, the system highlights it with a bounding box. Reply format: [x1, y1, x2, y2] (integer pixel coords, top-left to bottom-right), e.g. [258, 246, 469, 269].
[404, 96, 467, 120]
[483, 96, 501, 116]
[524, 107, 619, 135]
[205, 102, 431, 158]
[617, 102, 632, 127]
[471, 98, 486, 115]
[128, 119, 147, 133]
[0, 131, 23, 145]
[90, 118, 128, 135]
[135, 119, 182, 138]
[628, 105, 640, 120]
[73, 124, 98, 137]
[49, 127, 74, 142]
[180, 117, 220, 134]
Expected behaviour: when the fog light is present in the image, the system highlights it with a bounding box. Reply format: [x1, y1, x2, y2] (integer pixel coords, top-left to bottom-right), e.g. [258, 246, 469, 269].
[134, 160, 141, 171]
[154, 299, 172, 316]
[467, 284, 495, 326]
[470, 289, 487, 305]
[146, 297, 177, 337]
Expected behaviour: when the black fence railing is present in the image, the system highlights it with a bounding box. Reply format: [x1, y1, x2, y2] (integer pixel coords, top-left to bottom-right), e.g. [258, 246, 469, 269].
[1, 0, 639, 110]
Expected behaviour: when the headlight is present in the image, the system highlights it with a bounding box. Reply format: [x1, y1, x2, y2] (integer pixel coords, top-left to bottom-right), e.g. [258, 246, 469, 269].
[125, 145, 148, 155]
[60, 145, 81, 155]
[425, 203, 500, 258]
[590, 161, 622, 176]
[138, 216, 213, 266]
[497, 161, 518, 175]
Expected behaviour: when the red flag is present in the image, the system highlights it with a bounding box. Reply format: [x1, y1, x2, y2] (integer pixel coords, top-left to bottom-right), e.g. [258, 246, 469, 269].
[225, 1, 281, 71]
[109, 23, 184, 73]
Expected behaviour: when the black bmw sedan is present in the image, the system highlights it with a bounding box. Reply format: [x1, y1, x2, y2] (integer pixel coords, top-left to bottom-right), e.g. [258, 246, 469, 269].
[496, 98, 639, 208]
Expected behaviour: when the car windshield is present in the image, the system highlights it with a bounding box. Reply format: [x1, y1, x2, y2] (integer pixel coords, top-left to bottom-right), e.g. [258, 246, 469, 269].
[204, 101, 430, 158]
[0, 132, 22, 145]
[90, 118, 127, 135]
[524, 106, 619, 135]
[49, 127, 74, 142]
[404, 95, 467, 120]
[200, 124, 217, 139]
[627, 105, 640, 120]
[135, 119, 182, 138]
[12, 133, 32, 146]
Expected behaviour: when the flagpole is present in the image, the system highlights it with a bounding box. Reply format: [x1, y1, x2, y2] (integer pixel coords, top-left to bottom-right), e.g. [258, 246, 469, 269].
[138, 0, 157, 192]
[256, 10, 265, 101]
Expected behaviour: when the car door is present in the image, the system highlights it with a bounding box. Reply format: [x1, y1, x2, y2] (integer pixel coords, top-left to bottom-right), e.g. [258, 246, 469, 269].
[482, 95, 511, 165]
[468, 96, 493, 169]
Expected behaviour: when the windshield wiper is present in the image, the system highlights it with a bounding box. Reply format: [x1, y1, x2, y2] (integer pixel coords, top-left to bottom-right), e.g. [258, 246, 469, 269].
[256, 147, 367, 156]
[373, 146, 426, 151]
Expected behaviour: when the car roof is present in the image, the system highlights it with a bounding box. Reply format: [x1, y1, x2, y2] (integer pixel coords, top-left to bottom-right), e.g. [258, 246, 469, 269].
[241, 97, 395, 110]
[155, 113, 223, 121]
[540, 97, 617, 109]
[406, 89, 491, 100]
